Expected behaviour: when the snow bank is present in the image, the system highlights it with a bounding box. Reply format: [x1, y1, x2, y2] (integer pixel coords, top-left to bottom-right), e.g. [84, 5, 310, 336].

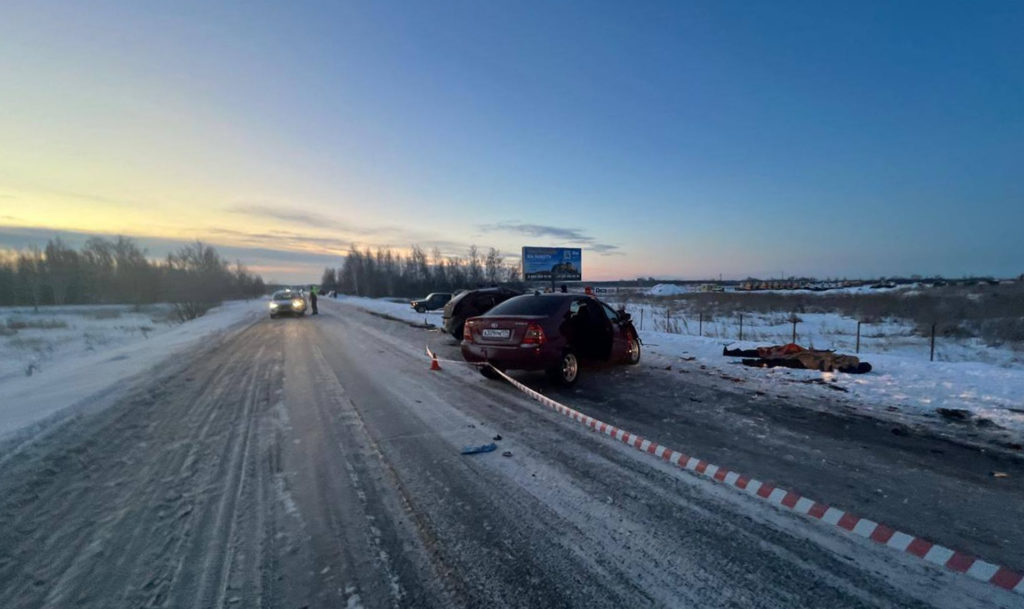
[0, 300, 264, 440]
[647, 283, 688, 296]
[636, 330, 1024, 433]
[326, 295, 444, 328]
[614, 304, 1023, 369]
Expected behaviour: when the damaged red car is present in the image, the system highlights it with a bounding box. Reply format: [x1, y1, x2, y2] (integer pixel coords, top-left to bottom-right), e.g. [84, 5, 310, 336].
[461, 293, 641, 386]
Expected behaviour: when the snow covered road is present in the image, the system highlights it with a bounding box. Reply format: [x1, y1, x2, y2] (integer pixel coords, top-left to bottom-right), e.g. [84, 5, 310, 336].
[0, 299, 1020, 608]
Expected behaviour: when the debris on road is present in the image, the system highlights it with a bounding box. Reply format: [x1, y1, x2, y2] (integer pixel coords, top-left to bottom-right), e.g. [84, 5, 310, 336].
[461, 443, 497, 455]
[492, 434, 502, 441]
[791, 378, 849, 392]
[936, 408, 972, 421]
[502, 451, 513, 457]
[991, 471, 1009, 478]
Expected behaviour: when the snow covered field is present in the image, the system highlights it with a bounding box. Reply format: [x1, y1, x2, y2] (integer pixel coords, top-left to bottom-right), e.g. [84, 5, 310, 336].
[612, 303, 1024, 368]
[608, 301, 1024, 433]
[0, 299, 265, 440]
[333, 295, 445, 328]
[334, 295, 1024, 434]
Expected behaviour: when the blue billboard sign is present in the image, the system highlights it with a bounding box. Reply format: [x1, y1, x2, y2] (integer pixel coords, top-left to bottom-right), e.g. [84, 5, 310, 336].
[521, 247, 582, 281]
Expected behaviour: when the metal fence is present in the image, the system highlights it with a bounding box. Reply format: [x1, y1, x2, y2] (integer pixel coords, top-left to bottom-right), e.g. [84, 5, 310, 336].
[626, 306, 945, 361]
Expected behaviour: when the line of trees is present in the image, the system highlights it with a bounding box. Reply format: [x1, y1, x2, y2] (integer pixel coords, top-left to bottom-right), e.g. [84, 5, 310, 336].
[321, 245, 521, 298]
[0, 237, 265, 317]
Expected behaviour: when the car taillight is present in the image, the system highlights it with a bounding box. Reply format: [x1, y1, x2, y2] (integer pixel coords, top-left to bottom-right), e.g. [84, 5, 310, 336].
[521, 322, 546, 346]
[464, 320, 474, 342]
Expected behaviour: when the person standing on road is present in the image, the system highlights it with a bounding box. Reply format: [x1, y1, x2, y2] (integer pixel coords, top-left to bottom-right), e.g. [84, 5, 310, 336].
[309, 286, 319, 315]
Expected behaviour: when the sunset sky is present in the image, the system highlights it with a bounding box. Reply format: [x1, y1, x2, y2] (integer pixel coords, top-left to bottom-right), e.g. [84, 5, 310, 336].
[1, 1, 1021, 282]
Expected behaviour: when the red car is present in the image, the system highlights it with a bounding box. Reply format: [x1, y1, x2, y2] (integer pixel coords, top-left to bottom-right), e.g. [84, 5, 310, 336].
[461, 293, 641, 385]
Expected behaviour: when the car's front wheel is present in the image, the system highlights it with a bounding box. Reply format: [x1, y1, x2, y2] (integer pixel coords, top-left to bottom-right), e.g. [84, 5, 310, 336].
[547, 351, 579, 386]
[415, 305, 426, 313]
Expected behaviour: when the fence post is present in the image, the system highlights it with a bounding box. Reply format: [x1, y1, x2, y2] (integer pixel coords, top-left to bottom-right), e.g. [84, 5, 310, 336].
[791, 318, 797, 343]
[666, 309, 670, 332]
[640, 308, 644, 331]
[930, 322, 936, 362]
[856, 321, 861, 354]
[739, 314, 743, 341]
[699, 312, 703, 337]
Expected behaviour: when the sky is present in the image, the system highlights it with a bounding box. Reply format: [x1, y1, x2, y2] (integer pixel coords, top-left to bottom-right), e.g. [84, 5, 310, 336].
[1, 1, 1021, 283]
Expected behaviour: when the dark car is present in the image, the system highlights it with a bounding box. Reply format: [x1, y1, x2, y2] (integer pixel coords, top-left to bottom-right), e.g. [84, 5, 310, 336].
[268, 289, 307, 318]
[411, 292, 452, 313]
[442, 287, 521, 339]
[461, 293, 641, 385]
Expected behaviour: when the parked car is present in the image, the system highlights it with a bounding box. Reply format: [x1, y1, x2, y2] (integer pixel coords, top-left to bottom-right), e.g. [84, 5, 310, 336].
[268, 289, 307, 318]
[442, 287, 521, 339]
[410, 292, 452, 313]
[461, 293, 641, 385]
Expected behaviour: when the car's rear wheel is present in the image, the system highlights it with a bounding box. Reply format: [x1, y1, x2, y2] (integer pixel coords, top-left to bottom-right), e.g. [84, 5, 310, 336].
[480, 365, 502, 380]
[626, 335, 641, 365]
[547, 351, 579, 386]
[450, 318, 465, 340]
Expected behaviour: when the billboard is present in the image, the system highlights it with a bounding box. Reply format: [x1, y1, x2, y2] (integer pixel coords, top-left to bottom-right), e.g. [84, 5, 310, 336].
[522, 247, 582, 281]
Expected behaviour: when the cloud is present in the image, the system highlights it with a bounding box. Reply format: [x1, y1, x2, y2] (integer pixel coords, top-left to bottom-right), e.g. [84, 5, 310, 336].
[588, 243, 623, 255]
[478, 222, 592, 243]
[227, 204, 467, 255]
[478, 221, 623, 256]
[228, 203, 361, 232]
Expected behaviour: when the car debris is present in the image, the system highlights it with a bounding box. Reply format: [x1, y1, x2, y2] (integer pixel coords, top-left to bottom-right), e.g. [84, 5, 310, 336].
[936, 408, 972, 421]
[723, 343, 872, 374]
[461, 443, 497, 455]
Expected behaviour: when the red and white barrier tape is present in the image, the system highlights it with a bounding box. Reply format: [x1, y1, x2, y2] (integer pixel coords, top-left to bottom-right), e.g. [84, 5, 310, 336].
[424, 345, 1024, 596]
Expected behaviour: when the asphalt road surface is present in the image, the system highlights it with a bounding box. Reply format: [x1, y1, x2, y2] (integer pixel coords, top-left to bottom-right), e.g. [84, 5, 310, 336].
[0, 299, 1020, 608]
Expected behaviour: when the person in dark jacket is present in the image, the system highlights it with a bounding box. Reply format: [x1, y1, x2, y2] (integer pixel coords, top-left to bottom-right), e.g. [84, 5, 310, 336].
[309, 287, 319, 315]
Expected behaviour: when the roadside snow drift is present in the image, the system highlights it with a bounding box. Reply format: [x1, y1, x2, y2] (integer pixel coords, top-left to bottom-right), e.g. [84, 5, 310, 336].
[0, 300, 264, 440]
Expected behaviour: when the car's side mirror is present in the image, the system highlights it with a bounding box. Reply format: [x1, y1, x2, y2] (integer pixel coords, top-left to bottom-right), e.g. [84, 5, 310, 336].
[618, 310, 631, 322]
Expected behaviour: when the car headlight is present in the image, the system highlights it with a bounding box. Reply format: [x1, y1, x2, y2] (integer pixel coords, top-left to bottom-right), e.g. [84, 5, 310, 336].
[292, 299, 304, 308]
[269, 302, 279, 309]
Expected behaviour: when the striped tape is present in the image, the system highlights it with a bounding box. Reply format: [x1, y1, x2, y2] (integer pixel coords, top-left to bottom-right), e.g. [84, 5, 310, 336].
[426, 347, 1023, 596]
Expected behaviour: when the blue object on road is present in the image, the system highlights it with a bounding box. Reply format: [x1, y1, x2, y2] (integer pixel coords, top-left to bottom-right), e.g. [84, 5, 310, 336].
[461, 443, 498, 455]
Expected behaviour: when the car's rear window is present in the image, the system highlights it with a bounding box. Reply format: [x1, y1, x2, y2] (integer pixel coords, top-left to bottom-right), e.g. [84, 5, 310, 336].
[485, 295, 566, 316]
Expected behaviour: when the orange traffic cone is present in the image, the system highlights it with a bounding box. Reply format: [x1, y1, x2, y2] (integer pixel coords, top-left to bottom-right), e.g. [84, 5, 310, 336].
[430, 356, 441, 371]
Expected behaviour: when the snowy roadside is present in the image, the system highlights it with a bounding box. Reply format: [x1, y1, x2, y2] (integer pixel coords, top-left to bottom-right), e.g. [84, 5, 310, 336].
[331, 295, 1024, 437]
[0, 299, 265, 441]
[634, 331, 1024, 435]
[330, 295, 445, 327]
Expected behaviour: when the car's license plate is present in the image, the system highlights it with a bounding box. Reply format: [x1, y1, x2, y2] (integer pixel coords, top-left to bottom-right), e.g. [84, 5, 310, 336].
[481, 328, 511, 339]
